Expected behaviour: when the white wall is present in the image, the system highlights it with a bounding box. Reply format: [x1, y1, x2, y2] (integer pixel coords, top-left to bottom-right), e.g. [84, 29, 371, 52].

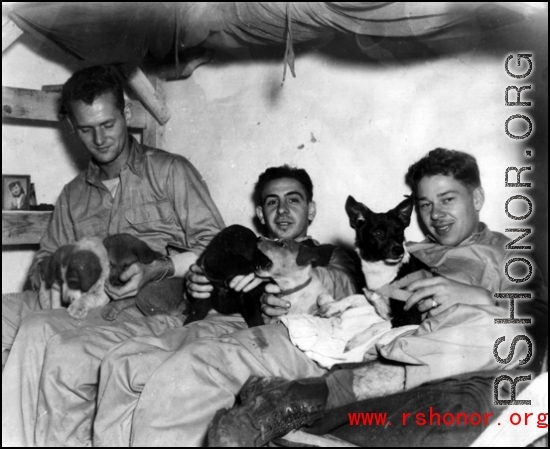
[2, 18, 546, 293]
[2, 31, 84, 293]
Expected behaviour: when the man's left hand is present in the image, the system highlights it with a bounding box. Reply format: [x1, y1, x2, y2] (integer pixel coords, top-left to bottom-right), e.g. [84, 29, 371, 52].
[105, 262, 154, 300]
[404, 276, 493, 316]
[229, 273, 265, 293]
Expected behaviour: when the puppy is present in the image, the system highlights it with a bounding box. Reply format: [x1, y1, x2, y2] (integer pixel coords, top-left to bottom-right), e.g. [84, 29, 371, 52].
[184, 225, 272, 327]
[254, 238, 334, 316]
[101, 233, 186, 321]
[322, 196, 426, 327]
[39, 237, 110, 319]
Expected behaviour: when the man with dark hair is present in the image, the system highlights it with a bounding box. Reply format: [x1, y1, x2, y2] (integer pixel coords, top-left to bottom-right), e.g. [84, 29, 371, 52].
[78, 164, 359, 447]
[254, 164, 314, 204]
[2, 65, 225, 446]
[61, 65, 126, 116]
[204, 148, 547, 447]
[406, 147, 481, 190]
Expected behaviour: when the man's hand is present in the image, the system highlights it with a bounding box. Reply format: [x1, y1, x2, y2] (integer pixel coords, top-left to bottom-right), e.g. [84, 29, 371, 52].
[404, 276, 493, 316]
[260, 283, 290, 324]
[105, 262, 155, 300]
[229, 273, 265, 293]
[186, 264, 213, 299]
[186, 265, 265, 300]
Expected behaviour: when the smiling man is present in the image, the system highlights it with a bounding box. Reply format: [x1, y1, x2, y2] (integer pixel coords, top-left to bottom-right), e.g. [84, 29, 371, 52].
[256, 176, 315, 239]
[207, 148, 547, 447]
[79, 165, 358, 447]
[2, 65, 225, 447]
[417, 174, 483, 246]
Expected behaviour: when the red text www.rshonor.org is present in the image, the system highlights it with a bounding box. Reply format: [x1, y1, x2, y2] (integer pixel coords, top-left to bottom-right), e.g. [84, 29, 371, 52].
[348, 409, 549, 428]
[347, 409, 492, 427]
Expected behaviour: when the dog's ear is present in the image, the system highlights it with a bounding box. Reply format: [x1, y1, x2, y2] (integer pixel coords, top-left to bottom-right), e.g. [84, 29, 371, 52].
[40, 255, 52, 277]
[66, 250, 103, 292]
[394, 196, 414, 227]
[40, 255, 55, 285]
[53, 244, 76, 280]
[345, 196, 371, 229]
[296, 244, 320, 267]
[133, 239, 160, 264]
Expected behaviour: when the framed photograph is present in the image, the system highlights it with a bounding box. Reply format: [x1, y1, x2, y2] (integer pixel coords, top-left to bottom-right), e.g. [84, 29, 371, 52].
[2, 174, 31, 211]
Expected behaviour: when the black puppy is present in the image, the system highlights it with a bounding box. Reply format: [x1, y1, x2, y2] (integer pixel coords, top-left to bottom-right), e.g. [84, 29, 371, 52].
[184, 225, 272, 327]
[101, 234, 186, 320]
[345, 195, 428, 327]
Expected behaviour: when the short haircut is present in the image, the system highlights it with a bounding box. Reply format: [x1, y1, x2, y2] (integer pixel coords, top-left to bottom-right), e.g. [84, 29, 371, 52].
[254, 165, 314, 206]
[61, 66, 125, 118]
[8, 181, 24, 193]
[406, 148, 481, 194]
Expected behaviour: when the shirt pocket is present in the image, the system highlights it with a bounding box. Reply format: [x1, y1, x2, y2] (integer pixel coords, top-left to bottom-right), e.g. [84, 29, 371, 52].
[440, 256, 486, 286]
[74, 215, 107, 240]
[124, 200, 174, 234]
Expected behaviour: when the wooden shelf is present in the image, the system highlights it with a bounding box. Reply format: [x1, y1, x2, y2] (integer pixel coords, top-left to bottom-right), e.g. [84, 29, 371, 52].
[2, 210, 52, 246]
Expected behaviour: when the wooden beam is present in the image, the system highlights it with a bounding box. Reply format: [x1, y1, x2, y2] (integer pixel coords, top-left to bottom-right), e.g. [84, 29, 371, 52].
[2, 86, 148, 129]
[2, 86, 62, 122]
[118, 66, 171, 126]
[142, 74, 166, 148]
[2, 211, 52, 246]
[41, 84, 64, 92]
[2, 19, 24, 53]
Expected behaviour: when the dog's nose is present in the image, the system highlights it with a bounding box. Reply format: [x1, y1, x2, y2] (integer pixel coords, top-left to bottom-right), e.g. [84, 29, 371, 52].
[109, 275, 123, 287]
[390, 245, 404, 258]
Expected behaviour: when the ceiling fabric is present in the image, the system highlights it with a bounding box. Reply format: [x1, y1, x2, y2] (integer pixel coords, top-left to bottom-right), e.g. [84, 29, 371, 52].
[9, 2, 526, 69]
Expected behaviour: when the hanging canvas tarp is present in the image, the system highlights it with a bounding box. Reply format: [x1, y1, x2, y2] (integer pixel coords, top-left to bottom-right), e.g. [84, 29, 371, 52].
[9, 2, 527, 70]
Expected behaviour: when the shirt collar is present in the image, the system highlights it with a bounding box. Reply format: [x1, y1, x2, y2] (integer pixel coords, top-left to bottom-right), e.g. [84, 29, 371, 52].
[425, 222, 490, 247]
[85, 136, 143, 185]
[296, 235, 320, 245]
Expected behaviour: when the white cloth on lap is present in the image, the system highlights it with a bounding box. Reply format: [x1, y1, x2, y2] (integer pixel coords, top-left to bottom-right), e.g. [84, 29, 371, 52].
[280, 295, 418, 369]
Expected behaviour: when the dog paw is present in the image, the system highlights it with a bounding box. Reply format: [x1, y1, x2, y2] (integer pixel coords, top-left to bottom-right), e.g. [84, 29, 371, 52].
[100, 303, 120, 321]
[64, 288, 83, 306]
[364, 290, 392, 321]
[68, 301, 89, 320]
[319, 295, 366, 318]
[319, 300, 348, 318]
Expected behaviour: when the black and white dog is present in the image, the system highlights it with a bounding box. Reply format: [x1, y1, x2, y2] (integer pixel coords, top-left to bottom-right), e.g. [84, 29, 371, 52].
[322, 195, 428, 327]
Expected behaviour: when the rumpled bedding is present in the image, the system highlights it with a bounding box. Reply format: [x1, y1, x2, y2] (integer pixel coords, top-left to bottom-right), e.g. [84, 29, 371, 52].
[280, 294, 418, 368]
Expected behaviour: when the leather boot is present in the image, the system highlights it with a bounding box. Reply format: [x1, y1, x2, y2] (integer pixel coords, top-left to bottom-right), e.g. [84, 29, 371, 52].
[207, 375, 329, 447]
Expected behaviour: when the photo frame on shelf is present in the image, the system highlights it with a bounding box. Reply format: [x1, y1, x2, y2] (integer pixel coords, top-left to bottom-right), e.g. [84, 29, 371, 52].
[2, 174, 31, 211]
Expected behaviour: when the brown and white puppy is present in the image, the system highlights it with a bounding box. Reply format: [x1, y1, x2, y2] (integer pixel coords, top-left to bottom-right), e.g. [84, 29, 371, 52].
[255, 238, 334, 315]
[39, 237, 110, 319]
[101, 233, 186, 321]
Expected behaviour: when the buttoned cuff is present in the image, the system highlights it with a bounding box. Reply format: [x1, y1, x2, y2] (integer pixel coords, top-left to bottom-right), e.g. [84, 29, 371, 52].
[170, 252, 198, 278]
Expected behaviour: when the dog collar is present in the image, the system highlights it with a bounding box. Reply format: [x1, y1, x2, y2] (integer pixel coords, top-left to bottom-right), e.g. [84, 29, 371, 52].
[278, 277, 313, 297]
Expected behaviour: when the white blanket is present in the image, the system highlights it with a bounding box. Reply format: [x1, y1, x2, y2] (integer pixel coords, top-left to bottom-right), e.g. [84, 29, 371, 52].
[280, 294, 418, 369]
